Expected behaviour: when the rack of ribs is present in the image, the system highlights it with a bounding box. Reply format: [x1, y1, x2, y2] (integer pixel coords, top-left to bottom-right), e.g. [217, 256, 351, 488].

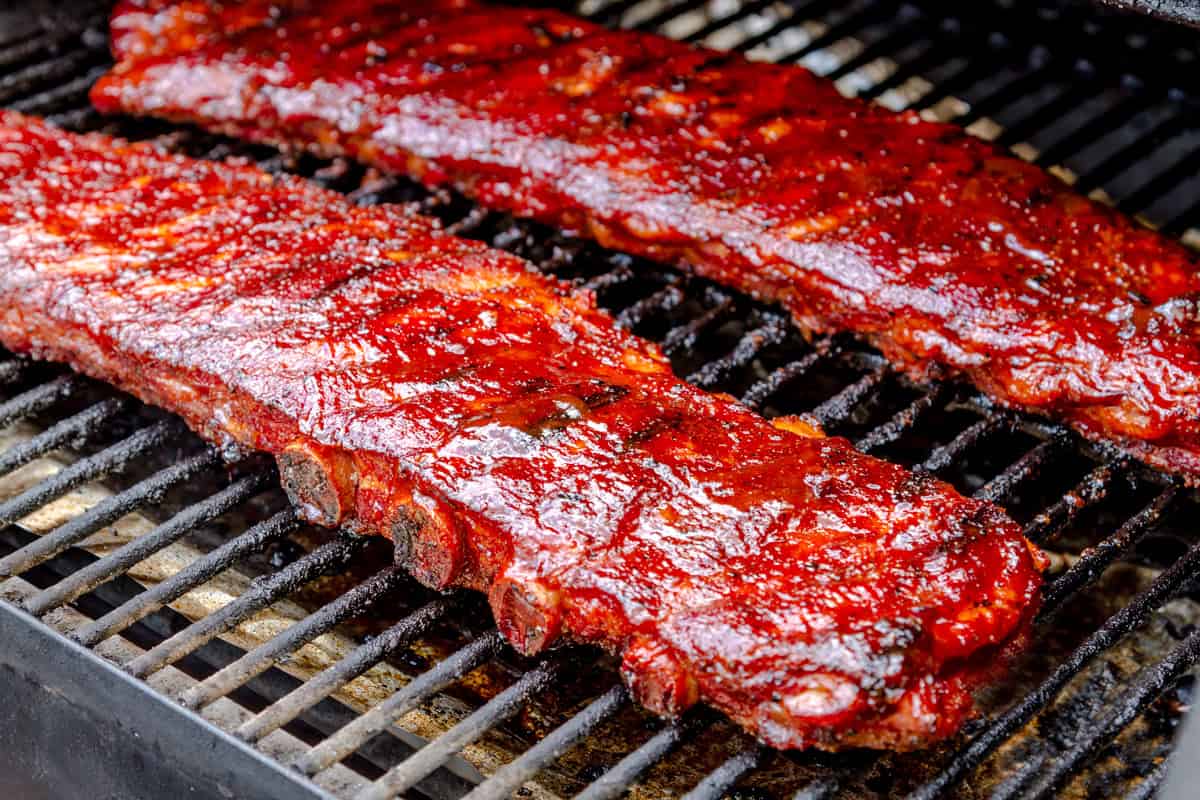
[0, 112, 1044, 751]
[91, 0, 1200, 481]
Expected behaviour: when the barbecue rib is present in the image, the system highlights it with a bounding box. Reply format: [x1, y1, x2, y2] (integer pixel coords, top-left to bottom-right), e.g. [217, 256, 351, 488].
[92, 0, 1200, 480]
[0, 112, 1044, 751]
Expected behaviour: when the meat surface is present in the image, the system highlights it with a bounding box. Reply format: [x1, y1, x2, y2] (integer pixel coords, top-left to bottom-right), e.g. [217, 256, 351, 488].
[0, 112, 1044, 751]
[92, 0, 1200, 480]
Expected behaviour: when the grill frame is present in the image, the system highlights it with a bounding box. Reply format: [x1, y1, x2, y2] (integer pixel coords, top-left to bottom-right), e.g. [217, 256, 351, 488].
[0, 599, 333, 800]
[2, 1, 1200, 798]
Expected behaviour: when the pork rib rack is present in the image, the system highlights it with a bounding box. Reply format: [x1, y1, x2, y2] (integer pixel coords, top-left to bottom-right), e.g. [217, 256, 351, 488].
[92, 0, 1200, 480]
[0, 112, 1043, 751]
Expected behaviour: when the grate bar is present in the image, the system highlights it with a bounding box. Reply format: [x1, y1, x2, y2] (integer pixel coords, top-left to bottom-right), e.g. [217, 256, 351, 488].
[0, 397, 124, 479]
[182, 565, 409, 711]
[681, 744, 764, 800]
[237, 596, 454, 743]
[0, 35, 68, 72]
[739, 339, 836, 410]
[777, 3, 891, 65]
[576, 718, 698, 800]
[1072, 112, 1189, 195]
[1032, 90, 1159, 169]
[464, 684, 629, 800]
[616, 283, 684, 330]
[855, 34, 954, 102]
[660, 292, 736, 356]
[949, 63, 1057, 128]
[0, 418, 178, 530]
[46, 104, 102, 131]
[993, 79, 1101, 149]
[920, 412, 1006, 474]
[442, 205, 493, 237]
[0, 446, 215, 580]
[681, 0, 777, 43]
[0, 374, 78, 430]
[10, 64, 113, 114]
[907, 57, 1002, 114]
[908, 534, 1200, 800]
[356, 658, 563, 800]
[1023, 628, 1200, 800]
[1022, 460, 1125, 545]
[73, 508, 300, 648]
[527, 243, 584, 276]
[0, 8, 108, 66]
[631, 0, 704, 32]
[0, 47, 103, 105]
[296, 631, 505, 777]
[1117, 143, 1200, 215]
[592, 0, 647, 28]
[855, 383, 947, 453]
[126, 531, 368, 679]
[1127, 756, 1172, 800]
[792, 777, 840, 800]
[822, 13, 924, 83]
[987, 756, 1047, 800]
[22, 469, 268, 618]
[729, 0, 847, 55]
[808, 364, 888, 428]
[686, 318, 790, 388]
[580, 262, 635, 293]
[791, 0, 909, 66]
[973, 433, 1067, 504]
[1039, 485, 1179, 616]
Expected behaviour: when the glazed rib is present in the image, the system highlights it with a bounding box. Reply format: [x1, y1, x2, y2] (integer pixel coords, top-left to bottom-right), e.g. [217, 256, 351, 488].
[92, 0, 1200, 479]
[0, 112, 1043, 751]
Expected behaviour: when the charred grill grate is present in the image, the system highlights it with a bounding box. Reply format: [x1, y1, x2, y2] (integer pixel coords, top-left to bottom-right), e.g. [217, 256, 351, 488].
[2, 0, 1200, 798]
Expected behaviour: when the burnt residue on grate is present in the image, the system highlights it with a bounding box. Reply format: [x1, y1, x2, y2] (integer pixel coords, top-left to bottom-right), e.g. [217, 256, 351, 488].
[2, 0, 1200, 799]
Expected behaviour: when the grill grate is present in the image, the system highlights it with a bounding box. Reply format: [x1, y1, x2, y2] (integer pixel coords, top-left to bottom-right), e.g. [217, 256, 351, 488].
[1, 0, 1200, 798]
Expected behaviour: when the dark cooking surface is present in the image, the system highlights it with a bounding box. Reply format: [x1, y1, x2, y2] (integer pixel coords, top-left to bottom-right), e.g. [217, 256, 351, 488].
[0, 0, 1199, 798]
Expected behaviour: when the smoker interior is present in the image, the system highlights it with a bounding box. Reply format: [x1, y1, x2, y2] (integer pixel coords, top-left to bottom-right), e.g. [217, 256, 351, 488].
[1, 0, 1199, 798]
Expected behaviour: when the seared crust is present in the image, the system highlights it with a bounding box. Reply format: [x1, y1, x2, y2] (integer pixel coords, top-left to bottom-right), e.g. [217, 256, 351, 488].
[0, 113, 1043, 751]
[93, 0, 1200, 480]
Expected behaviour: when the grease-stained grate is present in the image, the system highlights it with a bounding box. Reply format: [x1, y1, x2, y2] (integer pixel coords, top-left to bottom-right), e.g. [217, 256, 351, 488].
[1, 1, 1200, 799]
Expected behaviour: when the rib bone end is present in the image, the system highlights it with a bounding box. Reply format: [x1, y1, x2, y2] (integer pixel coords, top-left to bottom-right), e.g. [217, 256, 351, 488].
[491, 576, 563, 656]
[392, 491, 464, 590]
[277, 442, 356, 527]
[621, 635, 699, 718]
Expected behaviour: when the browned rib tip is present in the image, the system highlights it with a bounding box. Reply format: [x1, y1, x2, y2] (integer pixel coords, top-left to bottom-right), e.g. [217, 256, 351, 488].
[621, 635, 699, 718]
[390, 506, 417, 566]
[490, 576, 563, 656]
[277, 441, 357, 527]
[398, 491, 465, 590]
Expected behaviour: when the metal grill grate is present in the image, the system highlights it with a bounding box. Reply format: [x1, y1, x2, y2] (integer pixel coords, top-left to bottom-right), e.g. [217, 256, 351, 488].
[2, 1, 1200, 799]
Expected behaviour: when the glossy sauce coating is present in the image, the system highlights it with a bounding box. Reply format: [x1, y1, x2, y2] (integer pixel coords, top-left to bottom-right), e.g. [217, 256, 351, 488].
[0, 112, 1043, 751]
[93, 0, 1200, 479]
